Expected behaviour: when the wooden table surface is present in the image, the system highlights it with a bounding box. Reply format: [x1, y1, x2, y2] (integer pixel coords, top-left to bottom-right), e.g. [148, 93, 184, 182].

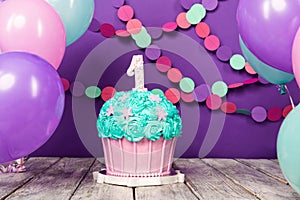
[0, 158, 299, 200]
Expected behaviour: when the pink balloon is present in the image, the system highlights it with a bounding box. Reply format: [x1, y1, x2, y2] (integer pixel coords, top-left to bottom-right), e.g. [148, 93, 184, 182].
[0, 0, 66, 70]
[293, 28, 300, 88]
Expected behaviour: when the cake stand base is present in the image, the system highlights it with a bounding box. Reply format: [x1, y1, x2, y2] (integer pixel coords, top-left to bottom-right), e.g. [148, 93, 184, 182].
[93, 169, 184, 187]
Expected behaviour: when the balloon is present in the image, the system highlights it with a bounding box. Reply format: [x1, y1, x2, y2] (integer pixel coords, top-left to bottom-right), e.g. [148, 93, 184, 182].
[0, 52, 65, 164]
[292, 28, 300, 88]
[236, 0, 300, 74]
[0, 0, 66, 70]
[239, 36, 294, 85]
[277, 104, 300, 195]
[45, 0, 95, 46]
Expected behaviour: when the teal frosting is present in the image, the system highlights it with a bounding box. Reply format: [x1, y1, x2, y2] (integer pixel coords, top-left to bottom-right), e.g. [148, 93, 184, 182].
[97, 90, 182, 142]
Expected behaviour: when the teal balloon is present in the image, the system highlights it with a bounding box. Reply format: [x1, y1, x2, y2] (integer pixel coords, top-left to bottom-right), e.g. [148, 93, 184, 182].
[239, 36, 294, 85]
[45, 0, 95, 46]
[277, 104, 300, 195]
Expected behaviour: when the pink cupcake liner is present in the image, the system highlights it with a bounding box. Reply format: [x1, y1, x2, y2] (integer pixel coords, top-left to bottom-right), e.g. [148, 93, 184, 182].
[102, 137, 177, 177]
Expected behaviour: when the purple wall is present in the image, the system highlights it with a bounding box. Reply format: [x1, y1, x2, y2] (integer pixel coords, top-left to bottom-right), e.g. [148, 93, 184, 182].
[31, 0, 300, 158]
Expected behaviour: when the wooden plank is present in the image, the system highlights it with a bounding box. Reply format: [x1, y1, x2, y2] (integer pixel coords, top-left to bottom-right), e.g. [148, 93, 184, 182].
[173, 159, 256, 199]
[203, 159, 300, 200]
[236, 159, 288, 184]
[71, 159, 134, 200]
[6, 158, 95, 200]
[0, 157, 60, 199]
[135, 183, 198, 200]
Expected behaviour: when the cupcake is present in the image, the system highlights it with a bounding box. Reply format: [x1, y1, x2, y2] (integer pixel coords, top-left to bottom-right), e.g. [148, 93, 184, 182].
[97, 90, 182, 177]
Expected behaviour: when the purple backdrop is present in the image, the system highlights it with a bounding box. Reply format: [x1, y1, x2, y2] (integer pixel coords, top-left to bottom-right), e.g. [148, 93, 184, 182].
[31, 0, 300, 158]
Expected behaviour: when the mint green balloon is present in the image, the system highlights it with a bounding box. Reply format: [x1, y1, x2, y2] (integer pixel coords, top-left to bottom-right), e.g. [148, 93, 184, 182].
[277, 104, 300, 195]
[45, 0, 95, 46]
[239, 36, 294, 85]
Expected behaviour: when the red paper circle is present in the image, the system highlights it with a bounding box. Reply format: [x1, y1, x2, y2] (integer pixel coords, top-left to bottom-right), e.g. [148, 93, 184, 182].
[221, 102, 237, 114]
[267, 107, 282, 122]
[101, 86, 116, 101]
[100, 23, 115, 38]
[165, 88, 180, 104]
[195, 22, 210, 38]
[206, 94, 222, 110]
[245, 62, 257, 75]
[282, 105, 293, 118]
[61, 78, 70, 91]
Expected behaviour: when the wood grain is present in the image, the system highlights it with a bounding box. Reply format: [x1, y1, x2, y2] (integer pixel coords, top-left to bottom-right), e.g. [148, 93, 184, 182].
[0, 157, 60, 199]
[236, 159, 288, 184]
[203, 159, 300, 200]
[173, 159, 256, 199]
[71, 159, 134, 200]
[135, 182, 197, 200]
[5, 158, 94, 200]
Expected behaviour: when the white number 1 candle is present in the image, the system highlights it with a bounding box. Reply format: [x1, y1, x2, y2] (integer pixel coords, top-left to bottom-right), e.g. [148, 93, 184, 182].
[127, 55, 147, 91]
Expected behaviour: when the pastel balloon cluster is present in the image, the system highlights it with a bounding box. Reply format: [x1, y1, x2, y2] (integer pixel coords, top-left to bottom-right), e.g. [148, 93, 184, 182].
[236, 1, 300, 195]
[236, 0, 300, 85]
[0, 0, 94, 164]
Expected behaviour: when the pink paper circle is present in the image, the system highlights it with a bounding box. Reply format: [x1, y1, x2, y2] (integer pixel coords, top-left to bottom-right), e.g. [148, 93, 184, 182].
[167, 68, 183, 83]
[243, 78, 258, 85]
[206, 94, 222, 110]
[115, 29, 131, 37]
[126, 19, 142, 34]
[118, 5, 134, 21]
[181, 91, 194, 103]
[204, 35, 220, 51]
[176, 12, 191, 29]
[162, 22, 178, 32]
[228, 82, 244, 89]
[156, 56, 172, 72]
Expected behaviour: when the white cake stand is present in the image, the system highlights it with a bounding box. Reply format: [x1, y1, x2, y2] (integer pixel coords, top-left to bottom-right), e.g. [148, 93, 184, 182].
[93, 169, 185, 187]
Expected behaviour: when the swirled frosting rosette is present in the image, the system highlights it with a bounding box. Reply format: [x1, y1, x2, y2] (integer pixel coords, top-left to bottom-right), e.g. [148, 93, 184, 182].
[97, 90, 182, 142]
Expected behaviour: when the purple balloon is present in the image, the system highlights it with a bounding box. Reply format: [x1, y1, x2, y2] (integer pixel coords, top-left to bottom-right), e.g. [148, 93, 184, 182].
[237, 0, 300, 74]
[0, 52, 65, 164]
